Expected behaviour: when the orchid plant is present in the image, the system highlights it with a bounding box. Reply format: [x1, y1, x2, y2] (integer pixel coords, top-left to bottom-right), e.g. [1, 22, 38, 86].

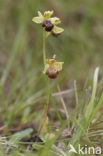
[32, 10, 64, 134]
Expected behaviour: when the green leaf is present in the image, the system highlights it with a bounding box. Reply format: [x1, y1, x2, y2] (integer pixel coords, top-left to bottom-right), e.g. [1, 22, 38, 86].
[6, 128, 33, 153]
[10, 128, 33, 143]
[33, 143, 44, 150]
[85, 67, 99, 124]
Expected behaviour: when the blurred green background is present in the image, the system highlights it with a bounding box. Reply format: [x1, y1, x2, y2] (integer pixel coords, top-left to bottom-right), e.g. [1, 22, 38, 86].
[0, 0, 103, 90]
[0, 1, 103, 153]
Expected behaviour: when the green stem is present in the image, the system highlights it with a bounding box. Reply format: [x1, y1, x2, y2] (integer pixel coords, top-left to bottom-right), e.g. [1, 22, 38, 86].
[38, 28, 50, 134]
[46, 77, 50, 107]
[43, 28, 50, 108]
[43, 28, 46, 66]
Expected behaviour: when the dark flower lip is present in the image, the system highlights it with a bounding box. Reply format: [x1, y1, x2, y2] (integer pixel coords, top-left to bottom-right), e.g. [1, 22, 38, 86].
[42, 20, 54, 32]
[46, 67, 59, 79]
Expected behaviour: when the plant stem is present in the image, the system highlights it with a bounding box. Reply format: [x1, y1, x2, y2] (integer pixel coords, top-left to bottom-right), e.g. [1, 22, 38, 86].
[37, 28, 50, 134]
[43, 28, 50, 111]
[43, 28, 46, 66]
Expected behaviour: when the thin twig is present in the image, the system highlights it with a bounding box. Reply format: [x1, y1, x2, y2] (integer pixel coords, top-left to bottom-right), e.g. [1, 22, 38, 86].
[52, 88, 75, 97]
[0, 125, 6, 132]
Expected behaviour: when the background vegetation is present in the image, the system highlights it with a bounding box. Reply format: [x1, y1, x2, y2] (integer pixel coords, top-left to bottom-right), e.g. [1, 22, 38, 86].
[0, 0, 103, 155]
